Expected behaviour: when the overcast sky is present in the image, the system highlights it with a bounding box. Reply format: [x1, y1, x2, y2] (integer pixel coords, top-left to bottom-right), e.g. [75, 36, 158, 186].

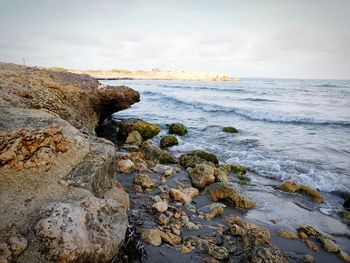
[0, 0, 349, 79]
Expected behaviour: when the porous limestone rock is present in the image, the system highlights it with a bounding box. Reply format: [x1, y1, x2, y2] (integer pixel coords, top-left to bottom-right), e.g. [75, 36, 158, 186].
[140, 229, 162, 247]
[278, 181, 324, 204]
[207, 182, 256, 208]
[35, 197, 128, 263]
[187, 164, 215, 189]
[169, 187, 199, 204]
[133, 174, 156, 189]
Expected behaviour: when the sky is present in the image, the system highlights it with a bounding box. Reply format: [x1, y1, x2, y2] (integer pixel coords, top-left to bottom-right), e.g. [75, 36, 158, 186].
[0, 0, 349, 79]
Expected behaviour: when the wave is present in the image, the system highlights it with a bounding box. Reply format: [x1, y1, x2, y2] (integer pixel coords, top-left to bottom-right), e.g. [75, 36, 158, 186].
[159, 84, 247, 94]
[142, 91, 350, 126]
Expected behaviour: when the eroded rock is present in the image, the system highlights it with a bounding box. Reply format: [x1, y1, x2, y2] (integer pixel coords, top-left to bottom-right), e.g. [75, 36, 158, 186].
[169, 187, 199, 204]
[187, 164, 215, 189]
[118, 118, 160, 140]
[133, 174, 156, 189]
[35, 197, 128, 263]
[278, 181, 324, 204]
[168, 123, 188, 136]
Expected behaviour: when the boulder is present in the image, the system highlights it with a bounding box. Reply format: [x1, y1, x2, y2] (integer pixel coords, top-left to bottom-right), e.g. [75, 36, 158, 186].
[35, 197, 128, 263]
[104, 181, 130, 210]
[207, 182, 256, 208]
[221, 164, 247, 176]
[187, 164, 215, 189]
[223, 126, 238, 133]
[278, 181, 324, 204]
[118, 118, 160, 140]
[168, 123, 188, 136]
[140, 145, 177, 164]
[125, 130, 143, 145]
[160, 135, 178, 148]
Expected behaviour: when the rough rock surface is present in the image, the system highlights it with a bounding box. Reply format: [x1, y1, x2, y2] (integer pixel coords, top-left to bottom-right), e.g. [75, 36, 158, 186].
[117, 118, 160, 140]
[160, 135, 178, 148]
[278, 181, 324, 204]
[35, 197, 128, 262]
[168, 123, 188, 135]
[207, 182, 256, 208]
[0, 63, 140, 262]
[187, 164, 216, 189]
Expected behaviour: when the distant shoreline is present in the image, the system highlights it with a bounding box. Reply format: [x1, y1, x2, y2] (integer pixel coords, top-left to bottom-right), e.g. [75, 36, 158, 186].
[68, 69, 234, 82]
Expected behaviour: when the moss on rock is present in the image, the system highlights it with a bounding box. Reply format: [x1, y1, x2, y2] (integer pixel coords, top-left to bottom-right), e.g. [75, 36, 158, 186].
[160, 135, 178, 148]
[190, 150, 218, 165]
[168, 123, 188, 136]
[223, 126, 238, 133]
[118, 118, 160, 140]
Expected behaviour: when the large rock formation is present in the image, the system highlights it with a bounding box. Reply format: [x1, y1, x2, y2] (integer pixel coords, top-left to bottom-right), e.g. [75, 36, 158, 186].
[0, 63, 139, 262]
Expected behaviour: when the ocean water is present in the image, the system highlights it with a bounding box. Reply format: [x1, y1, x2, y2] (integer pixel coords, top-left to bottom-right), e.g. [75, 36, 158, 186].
[101, 78, 350, 199]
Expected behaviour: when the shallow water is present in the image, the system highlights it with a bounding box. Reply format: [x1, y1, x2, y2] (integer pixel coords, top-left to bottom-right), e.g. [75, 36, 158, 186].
[101, 78, 350, 212]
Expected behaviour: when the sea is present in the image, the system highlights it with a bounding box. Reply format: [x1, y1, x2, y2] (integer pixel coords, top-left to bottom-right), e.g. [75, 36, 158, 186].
[101, 78, 350, 212]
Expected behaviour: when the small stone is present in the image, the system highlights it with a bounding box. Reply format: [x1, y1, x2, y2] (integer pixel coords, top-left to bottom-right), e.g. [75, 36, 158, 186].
[125, 130, 143, 145]
[159, 231, 182, 245]
[140, 229, 162, 247]
[277, 229, 298, 239]
[172, 228, 181, 236]
[169, 187, 199, 204]
[117, 159, 135, 173]
[174, 212, 181, 219]
[179, 245, 192, 254]
[133, 174, 156, 189]
[152, 201, 168, 212]
[303, 239, 319, 252]
[160, 135, 178, 148]
[158, 214, 170, 225]
[319, 237, 339, 253]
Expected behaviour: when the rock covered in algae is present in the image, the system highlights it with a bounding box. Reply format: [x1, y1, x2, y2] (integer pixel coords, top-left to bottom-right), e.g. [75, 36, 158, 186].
[160, 135, 178, 148]
[179, 154, 214, 168]
[189, 150, 219, 165]
[223, 126, 238, 133]
[278, 181, 324, 204]
[168, 123, 188, 136]
[207, 182, 256, 208]
[125, 130, 143, 145]
[118, 118, 160, 140]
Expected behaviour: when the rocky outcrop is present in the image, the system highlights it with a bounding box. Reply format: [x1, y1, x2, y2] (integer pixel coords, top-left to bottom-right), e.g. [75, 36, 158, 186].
[0, 63, 139, 262]
[0, 63, 140, 134]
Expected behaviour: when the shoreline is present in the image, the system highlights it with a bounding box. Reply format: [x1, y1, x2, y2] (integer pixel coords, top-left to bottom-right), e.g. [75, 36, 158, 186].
[0, 63, 349, 262]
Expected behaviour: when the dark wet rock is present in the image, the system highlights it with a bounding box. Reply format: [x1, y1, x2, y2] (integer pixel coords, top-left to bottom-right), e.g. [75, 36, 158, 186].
[187, 164, 216, 189]
[179, 154, 214, 169]
[278, 181, 324, 204]
[185, 236, 228, 260]
[207, 182, 256, 208]
[125, 130, 143, 145]
[35, 197, 128, 263]
[189, 150, 218, 165]
[341, 210, 350, 220]
[343, 196, 350, 210]
[285, 252, 314, 263]
[133, 174, 156, 189]
[168, 123, 188, 136]
[140, 145, 177, 164]
[244, 246, 288, 263]
[160, 135, 178, 148]
[222, 126, 238, 133]
[117, 118, 160, 140]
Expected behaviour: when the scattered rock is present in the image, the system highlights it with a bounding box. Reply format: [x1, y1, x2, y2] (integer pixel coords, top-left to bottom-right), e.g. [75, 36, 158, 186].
[140, 229, 162, 247]
[189, 150, 218, 165]
[158, 214, 170, 225]
[221, 164, 247, 176]
[302, 240, 319, 252]
[125, 130, 143, 145]
[319, 237, 339, 253]
[159, 231, 181, 246]
[207, 182, 256, 208]
[278, 181, 324, 204]
[185, 236, 228, 260]
[179, 245, 192, 254]
[133, 174, 156, 189]
[152, 164, 180, 177]
[245, 246, 288, 263]
[117, 159, 135, 173]
[179, 154, 213, 168]
[141, 145, 177, 164]
[277, 229, 298, 239]
[187, 164, 215, 189]
[223, 126, 238, 133]
[35, 197, 128, 263]
[118, 118, 160, 140]
[160, 135, 178, 148]
[199, 203, 226, 221]
[168, 123, 188, 136]
[169, 187, 199, 204]
[214, 168, 229, 184]
[152, 201, 168, 212]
